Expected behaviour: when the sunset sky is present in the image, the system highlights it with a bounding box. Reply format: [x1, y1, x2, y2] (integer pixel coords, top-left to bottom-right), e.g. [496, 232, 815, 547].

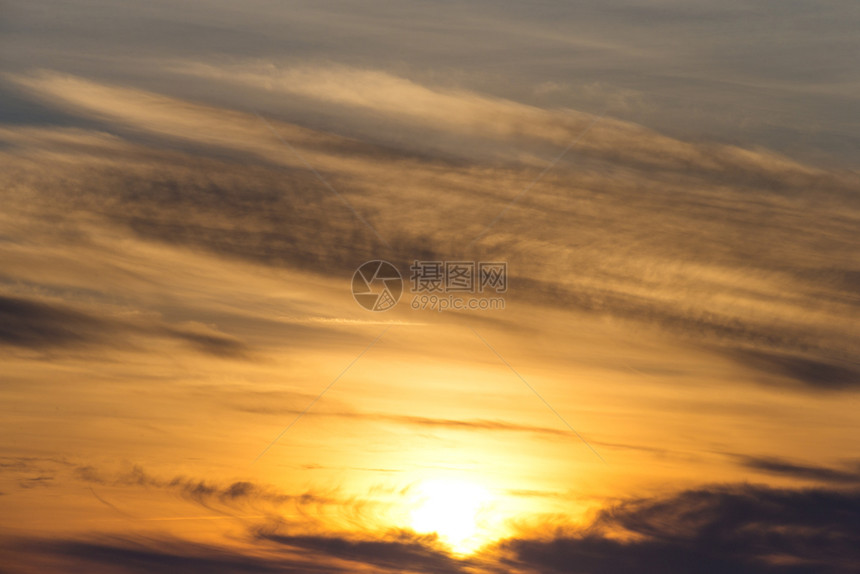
[1, 1, 859, 573]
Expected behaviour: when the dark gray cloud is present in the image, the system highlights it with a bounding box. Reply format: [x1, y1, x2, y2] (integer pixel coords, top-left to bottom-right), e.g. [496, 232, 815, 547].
[729, 350, 860, 390]
[505, 485, 860, 574]
[735, 455, 860, 485]
[0, 293, 251, 358]
[0, 294, 113, 349]
[73, 464, 335, 515]
[17, 475, 54, 489]
[9, 537, 303, 574]
[5, 534, 463, 573]
[162, 327, 250, 359]
[261, 532, 471, 574]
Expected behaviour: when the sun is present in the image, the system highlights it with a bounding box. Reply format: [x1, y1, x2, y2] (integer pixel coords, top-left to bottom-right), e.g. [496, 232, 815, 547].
[409, 479, 493, 554]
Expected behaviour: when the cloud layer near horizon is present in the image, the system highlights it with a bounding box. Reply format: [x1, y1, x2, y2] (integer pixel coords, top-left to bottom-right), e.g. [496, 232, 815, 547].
[3, 458, 859, 573]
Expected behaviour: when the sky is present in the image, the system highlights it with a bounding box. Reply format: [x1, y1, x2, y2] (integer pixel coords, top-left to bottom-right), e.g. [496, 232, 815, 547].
[1, 1, 859, 573]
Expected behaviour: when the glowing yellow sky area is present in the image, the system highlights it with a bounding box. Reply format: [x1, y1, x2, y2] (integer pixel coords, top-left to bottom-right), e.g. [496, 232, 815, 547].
[409, 479, 495, 554]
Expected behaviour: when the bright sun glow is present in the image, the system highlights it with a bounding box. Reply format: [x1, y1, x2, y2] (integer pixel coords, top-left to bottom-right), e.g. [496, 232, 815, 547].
[409, 479, 493, 554]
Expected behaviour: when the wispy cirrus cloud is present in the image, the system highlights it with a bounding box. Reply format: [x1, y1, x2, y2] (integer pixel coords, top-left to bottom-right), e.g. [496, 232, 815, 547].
[2, 70, 858, 391]
[0, 294, 250, 358]
[733, 455, 860, 485]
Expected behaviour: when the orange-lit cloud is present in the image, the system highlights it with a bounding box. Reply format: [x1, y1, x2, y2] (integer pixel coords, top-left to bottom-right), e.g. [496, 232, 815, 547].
[1, 67, 859, 573]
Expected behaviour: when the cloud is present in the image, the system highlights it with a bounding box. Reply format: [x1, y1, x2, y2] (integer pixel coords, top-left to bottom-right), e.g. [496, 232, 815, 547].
[10, 458, 860, 572]
[0, 294, 114, 349]
[260, 532, 471, 574]
[74, 464, 310, 509]
[3, 482, 860, 573]
[9, 537, 300, 574]
[5, 0, 859, 167]
[163, 324, 250, 359]
[230, 405, 572, 438]
[11, 68, 855, 191]
[5, 533, 463, 573]
[504, 484, 860, 574]
[734, 456, 860, 485]
[2, 70, 859, 393]
[729, 350, 860, 390]
[0, 293, 250, 358]
[71, 464, 379, 532]
[169, 62, 859, 195]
